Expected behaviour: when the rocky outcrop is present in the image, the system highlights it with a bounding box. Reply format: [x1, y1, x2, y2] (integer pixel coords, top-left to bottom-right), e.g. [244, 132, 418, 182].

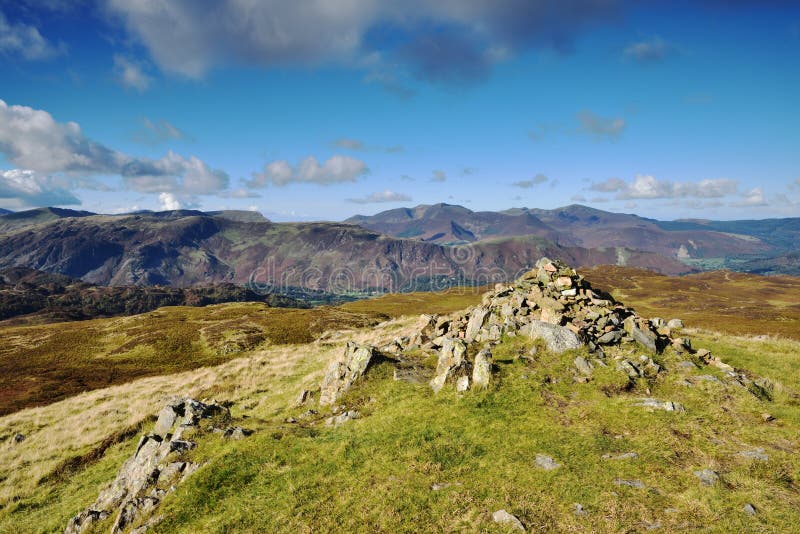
[319, 342, 378, 406]
[65, 398, 234, 534]
[430, 338, 469, 393]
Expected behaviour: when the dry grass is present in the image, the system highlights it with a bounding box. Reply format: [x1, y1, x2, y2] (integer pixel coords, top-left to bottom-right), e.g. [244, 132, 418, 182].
[581, 266, 800, 341]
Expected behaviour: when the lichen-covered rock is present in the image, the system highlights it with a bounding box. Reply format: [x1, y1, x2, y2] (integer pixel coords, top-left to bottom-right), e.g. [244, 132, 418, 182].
[472, 349, 493, 389]
[465, 307, 490, 342]
[430, 337, 469, 393]
[520, 320, 582, 353]
[492, 509, 526, 532]
[319, 342, 377, 406]
[65, 398, 231, 534]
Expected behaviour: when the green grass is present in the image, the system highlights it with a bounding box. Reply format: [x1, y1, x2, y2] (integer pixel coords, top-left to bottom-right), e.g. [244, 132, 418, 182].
[11, 332, 794, 533]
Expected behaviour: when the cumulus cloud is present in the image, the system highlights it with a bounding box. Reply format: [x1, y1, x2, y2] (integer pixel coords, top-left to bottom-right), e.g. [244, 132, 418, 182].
[247, 155, 368, 187]
[0, 10, 64, 60]
[347, 189, 412, 204]
[113, 54, 153, 92]
[132, 118, 186, 145]
[590, 175, 739, 200]
[623, 36, 672, 63]
[577, 110, 627, 140]
[430, 170, 447, 182]
[731, 187, 768, 207]
[158, 192, 181, 210]
[101, 1, 621, 84]
[0, 169, 80, 208]
[512, 173, 548, 188]
[0, 99, 229, 197]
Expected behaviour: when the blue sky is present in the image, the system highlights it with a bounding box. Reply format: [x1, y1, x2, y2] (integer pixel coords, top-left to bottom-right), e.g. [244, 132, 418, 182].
[0, 1, 798, 221]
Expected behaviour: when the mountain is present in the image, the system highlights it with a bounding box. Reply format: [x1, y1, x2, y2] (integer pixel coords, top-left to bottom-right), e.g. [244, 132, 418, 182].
[0, 266, 307, 325]
[0, 207, 95, 233]
[349, 203, 793, 268]
[0, 209, 11, 215]
[345, 203, 568, 245]
[0, 210, 693, 292]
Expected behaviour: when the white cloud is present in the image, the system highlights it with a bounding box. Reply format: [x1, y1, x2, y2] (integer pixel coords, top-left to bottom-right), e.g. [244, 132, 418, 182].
[247, 155, 368, 187]
[731, 187, 768, 207]
[133, 118, 186, 144]
[113, 55, 153, 92]
[347, 189, 411, 204]
[0, 169, 80, 208]
[158, 192, 181, 210]
[577, 110, 626, 140]
[591, 174, 739, 200]
[0, 10, 63, 60]
[512, 173, 548, 188]
[0, 99, 229, 196]
[623, 36, 672, 63]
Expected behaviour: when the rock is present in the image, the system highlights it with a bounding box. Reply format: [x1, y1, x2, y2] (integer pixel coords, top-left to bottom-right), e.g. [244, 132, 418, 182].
[573, 503, 588, 517]
[695, 348, 712, 362]
[613, 479, 646, 489]
[743, 503, 757, 516]
[633, 398, 685, 412]
[574, 356, 593, 376]
[555, 276, 573, 288]
[738, 448, 769, 461]
[12, 433, 25, 444]
[561, 288, 577, 297]
[223, 427, 254, 440]
[602, 452, 639, 461]
[617, 359, 640, 379]
[492, 510, 525, 532]
[430, 337, 469, 393]
[667, 318, 684, 329]
[319, 342, 377, 406]
[431, 482, 461, 491]
[472, 349, 493, 389]
[761, 412, 775, 422]
[325, 410, 359, 427]
[693, 469, 719, 486]
[650, 317, 666, 328]
[294, 389, 313, 407]
[624, 317, 658, 354]
[534, 454, 561, 471]
[465, 307, 490, 342]
[456, 376, 470, 392]
[676, 360, 697, 370]
[596, 330, 622, 344]
[520, 320, 582, 354]
[65, 398, 230, 534]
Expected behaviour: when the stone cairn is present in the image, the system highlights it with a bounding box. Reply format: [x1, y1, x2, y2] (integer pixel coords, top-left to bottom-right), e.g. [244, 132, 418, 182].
[65, 398, 249, 534]
[314, 257, 766, 406]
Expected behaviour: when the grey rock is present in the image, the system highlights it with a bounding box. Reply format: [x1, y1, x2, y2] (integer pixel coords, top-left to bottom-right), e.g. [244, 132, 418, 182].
[743, 503, 757, 516]
[634, 398, 685, 412]
[694, 469, 719, 486]
[319, 342, 376, 406]
[602, 452, 639, 461]
[738, 448, 769, 461]
[667, 318, 684, 329]
[492, 510, 525, 532]
[472, 349, 493, 389]
[12, 433, 25, 444]
[325, 410, 359, 427]
[223, 427, 254, 440]
[293, 389, 313, 407]
[430, 337, 468, 393]
[573, 503, 588, 517]
[613, 479, 646, 489]
[534, 454, 561, 471]
[456, 376, 470, 392]
[617, 359, 640, 379]
[465, 307, 490, 342]
[520, 320, 582, 354]
[574, 356, 593, 376]
[624, 317, 658, 354]
[676, 361, 697, 370]
[596, 330, 622, 345]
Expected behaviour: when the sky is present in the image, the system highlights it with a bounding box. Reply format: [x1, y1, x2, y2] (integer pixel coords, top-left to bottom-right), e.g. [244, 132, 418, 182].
[0, 0, 798, 221]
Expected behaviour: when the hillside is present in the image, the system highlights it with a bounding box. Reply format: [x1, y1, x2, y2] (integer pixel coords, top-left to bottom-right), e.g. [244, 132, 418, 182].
[0, 267, 306, 325]
[0, 210, 694, 292]
[1, 260, 798, 532]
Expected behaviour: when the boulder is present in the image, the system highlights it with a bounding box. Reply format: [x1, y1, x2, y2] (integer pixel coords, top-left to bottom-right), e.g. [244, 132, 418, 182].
[319, 342, 377, 406]
[667, 318, 684, 329]
[472, 349, 493, 389]
[694, 469, 719, 486]
[430, 337, 469, 393]
[465, 307, 490, 342]
[520, 320, 582, 353]
[492, 510, 525, 532]
[623, 317, 659, 354]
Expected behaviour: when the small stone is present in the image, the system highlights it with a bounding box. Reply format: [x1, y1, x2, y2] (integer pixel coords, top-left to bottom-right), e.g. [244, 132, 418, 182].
[743, 503, 757, 516]
[12, 433, 25, 444]
[492, 510, 525, 532]
[294, 389, 312, 407]
[613, 479, 646, 489]
[574, 356, 594, 376]
[667, 318, 684, 329]
[431, 482, 462, 491]
[693, 469, 719, 486]
[573, 503, 588, 517]
[561, 288, 577, 297]
[324, 410, 359, 427]
[738, 448, 769, 461]
[677, 360, 697, 370]
[761, 413, 775, 422]
[472, 349, 493, 389]
[534, 454, 561, 471]
[602, 452, 638, 461]
[634, 398, 685, 412]
[456, 376, 470, 392]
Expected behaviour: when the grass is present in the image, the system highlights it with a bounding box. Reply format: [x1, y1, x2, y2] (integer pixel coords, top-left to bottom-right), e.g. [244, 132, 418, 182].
[3, 322, 798, 533]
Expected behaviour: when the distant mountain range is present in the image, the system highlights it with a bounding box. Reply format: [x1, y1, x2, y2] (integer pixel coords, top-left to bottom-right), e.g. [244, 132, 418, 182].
[0, 204, 796, 294]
